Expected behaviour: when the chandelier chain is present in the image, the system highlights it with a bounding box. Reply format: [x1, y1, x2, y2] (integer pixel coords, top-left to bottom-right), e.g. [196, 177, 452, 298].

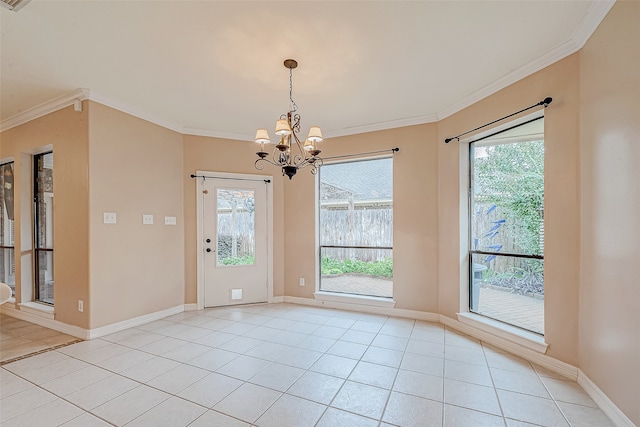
[289, 67, 298, 114]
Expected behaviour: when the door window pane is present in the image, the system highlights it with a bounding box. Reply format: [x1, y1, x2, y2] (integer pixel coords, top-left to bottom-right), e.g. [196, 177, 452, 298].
[470, 120, 544, 334]
[319, 157, 393, 298]
[216, 188, 255, 266]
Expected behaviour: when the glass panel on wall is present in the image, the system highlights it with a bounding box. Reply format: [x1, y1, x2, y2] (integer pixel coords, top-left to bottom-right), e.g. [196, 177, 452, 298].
[319, 157, 393, 298]
[35, 152, 54, 304]
[470, 117, 544, 334]
[216, 188, 256, 266]
[0, 162, 16, 296]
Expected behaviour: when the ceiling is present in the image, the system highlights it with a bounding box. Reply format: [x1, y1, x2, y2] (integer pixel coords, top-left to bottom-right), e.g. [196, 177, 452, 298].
[0, 1, 613, 140]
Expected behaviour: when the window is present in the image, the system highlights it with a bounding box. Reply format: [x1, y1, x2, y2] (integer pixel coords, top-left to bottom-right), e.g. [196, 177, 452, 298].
[469, 118, 544, 334]
[319, 157, 393, 298]
[216, 188, 256, 266]
[34, 152, 54, 304]
[0, 162, 15, 296]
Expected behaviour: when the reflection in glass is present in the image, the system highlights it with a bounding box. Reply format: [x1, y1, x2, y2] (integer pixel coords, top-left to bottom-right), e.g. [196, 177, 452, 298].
[217, 189, 255, 266]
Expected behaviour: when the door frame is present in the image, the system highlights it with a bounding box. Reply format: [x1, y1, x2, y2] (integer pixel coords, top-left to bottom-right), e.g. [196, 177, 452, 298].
[195, 170, 274, 310]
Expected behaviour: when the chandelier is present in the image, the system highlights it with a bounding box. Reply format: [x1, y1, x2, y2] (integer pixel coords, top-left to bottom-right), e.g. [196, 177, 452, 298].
[254, 59, 323, 179]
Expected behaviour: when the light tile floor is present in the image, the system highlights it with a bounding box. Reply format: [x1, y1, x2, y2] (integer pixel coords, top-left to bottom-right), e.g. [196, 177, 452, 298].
[0, 303, 614, 427]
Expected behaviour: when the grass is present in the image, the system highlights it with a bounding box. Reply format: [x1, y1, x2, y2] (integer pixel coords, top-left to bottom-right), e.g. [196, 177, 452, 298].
[321, 256, 393, 278]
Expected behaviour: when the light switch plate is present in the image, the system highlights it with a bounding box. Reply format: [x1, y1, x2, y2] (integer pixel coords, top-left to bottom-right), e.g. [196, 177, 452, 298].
[165, 216, 177, 225]
[103, 212, 117, 224]
[143, 214, 154, 225]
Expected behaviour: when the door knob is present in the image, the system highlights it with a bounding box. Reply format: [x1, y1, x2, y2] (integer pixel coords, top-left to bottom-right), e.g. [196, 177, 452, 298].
[205, 238, 211, 243]
[206, 248, 213, 253]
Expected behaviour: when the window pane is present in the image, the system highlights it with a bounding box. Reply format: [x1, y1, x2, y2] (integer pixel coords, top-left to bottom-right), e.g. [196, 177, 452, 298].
[320, 247, 393, 298]
[319, 157, 393, 298]
[320, 158, 393, 247]
[471, 140, 544, 256]
[37, 251, 54, 304]
[35, 152, 54, 303]
[0, 248, 15, 295]
[0, 162, 15, 295]
[471, 253, 544, 334]
[216, 188, 255, 266]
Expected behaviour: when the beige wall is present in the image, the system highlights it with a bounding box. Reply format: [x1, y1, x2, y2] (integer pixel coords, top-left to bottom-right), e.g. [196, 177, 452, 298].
[182, 135, 285, 304]
[579, 2, 640, 425]
[281, 124, 440, 312]
[0, 104, 90, 328]
[88, 102, 184, 328]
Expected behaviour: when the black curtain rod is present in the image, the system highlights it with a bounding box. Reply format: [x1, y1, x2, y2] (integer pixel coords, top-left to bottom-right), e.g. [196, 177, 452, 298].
[323, 147, 399, 161]
[444, 97, 552, 144]
[190, 174, 271, 183]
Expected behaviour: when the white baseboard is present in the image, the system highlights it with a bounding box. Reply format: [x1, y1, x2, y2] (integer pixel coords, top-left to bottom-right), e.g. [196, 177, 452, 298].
[578, 370, 636, 427]
[87, 305, 184, 339]
[183, 303, 198, 311]
[271, 296, 285, 303]
[0, 303, 87, 339]
[440, 314, 578, 380]
[2, 303, 187, 341]
[283, 296, 439, 322]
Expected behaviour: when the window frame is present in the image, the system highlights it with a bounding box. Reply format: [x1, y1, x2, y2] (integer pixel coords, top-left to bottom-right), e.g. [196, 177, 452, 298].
[468, 116, 545, 335]
[33, 151, 54, 305]
[317, 155, 394, 299]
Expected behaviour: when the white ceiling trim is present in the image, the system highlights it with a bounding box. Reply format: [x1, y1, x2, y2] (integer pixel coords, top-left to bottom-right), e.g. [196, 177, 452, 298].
[0, 1, 614, 139]
[0, 88, 88, 132]
[325, 114, 440, 139]
[182, 127, 254, 142]
[88, 90, 185, 135]
[437, 0, 615, 121]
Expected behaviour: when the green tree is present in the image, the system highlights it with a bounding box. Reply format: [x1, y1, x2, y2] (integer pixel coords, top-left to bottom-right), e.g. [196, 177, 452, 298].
[474, 140, 544, 256]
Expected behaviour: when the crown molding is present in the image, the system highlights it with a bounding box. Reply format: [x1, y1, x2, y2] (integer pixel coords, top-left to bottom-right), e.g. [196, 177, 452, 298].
[437, 0, 615, 121]
[88, 90, 185, 134]
[0, 88, 88, 132]
[326, 113, 439, 139]
[182, 127, 254, 142]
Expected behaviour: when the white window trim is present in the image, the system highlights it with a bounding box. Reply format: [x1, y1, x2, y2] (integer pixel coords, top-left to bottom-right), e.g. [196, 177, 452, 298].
[457, 311, 548, 353]
[314, 291, 396, 308]
[18, 301, 54, 319]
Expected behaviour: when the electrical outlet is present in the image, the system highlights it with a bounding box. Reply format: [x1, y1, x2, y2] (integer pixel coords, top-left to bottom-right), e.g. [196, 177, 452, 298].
[143, 214, 154, 225]
[165, 216, 177, 225]
[103, 212, 117, 224]
[78, 300, 83, 312]
[299, 277, 305, 287]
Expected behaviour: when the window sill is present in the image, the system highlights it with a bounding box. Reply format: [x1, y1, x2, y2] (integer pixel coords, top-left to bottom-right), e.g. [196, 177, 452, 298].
[457, 312, 548, 354]
[314, 291, 396, 308]
[19, 302, 55, 319]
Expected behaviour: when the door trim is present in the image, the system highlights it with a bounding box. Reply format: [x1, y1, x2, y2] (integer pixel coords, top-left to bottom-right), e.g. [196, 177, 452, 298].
[195, 171, 273, 310]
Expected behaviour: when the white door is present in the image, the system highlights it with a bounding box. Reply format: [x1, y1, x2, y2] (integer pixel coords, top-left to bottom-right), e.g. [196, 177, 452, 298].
[202, 177, 269, 307]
